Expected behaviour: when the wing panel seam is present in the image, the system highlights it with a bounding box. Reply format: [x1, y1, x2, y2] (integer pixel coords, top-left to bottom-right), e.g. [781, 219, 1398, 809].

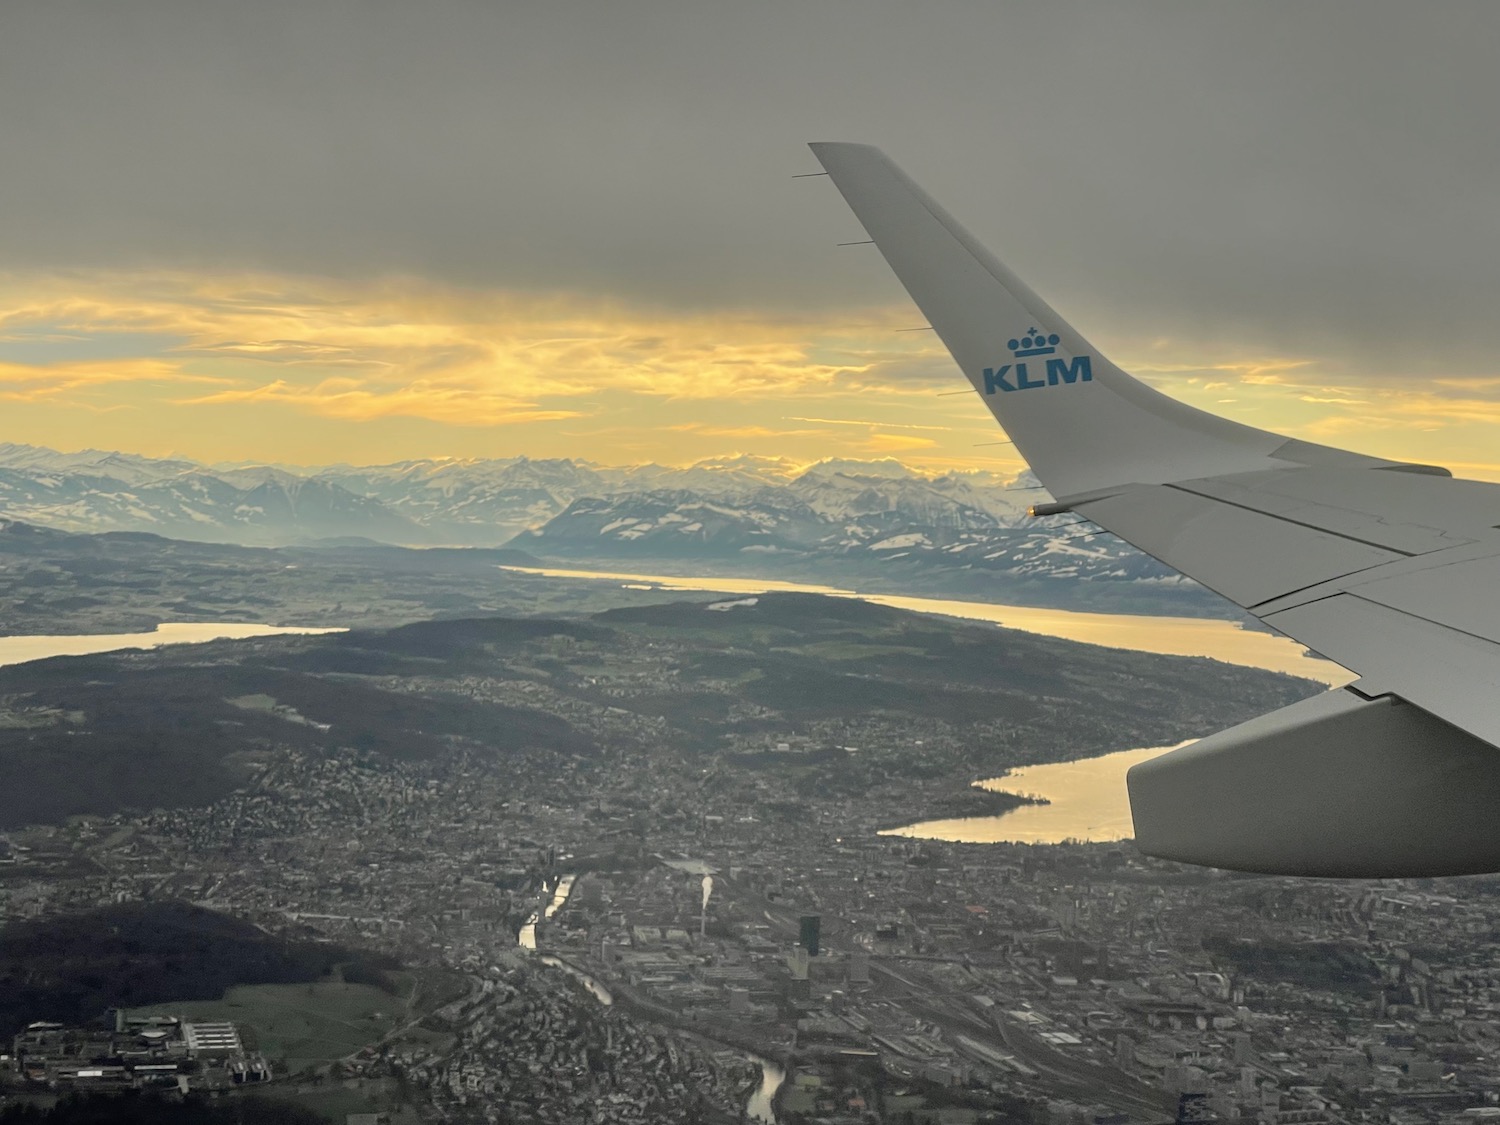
[1162, 481, 1421, 557]
[1244, 568, 1400, 614]
[1344, 590, 1500, 652]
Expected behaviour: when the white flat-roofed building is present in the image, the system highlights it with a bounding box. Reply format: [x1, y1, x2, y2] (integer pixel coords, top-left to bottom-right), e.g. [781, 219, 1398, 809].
[183, 1022, 243, 1057]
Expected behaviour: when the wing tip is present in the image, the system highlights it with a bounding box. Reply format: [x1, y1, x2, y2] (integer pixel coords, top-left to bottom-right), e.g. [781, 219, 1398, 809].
[808, 141, 884, 158]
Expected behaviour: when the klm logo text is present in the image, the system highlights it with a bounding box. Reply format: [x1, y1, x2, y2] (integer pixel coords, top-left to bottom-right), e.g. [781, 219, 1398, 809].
[983, 355, 1093, 394]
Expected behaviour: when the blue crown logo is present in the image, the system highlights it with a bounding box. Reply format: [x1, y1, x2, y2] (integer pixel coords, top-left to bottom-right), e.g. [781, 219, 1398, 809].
[1008, 328, 1060, 358]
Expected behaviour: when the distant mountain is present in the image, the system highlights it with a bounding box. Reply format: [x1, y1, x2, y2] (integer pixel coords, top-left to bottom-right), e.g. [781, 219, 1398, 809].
[0, 443, 1040, 548]
[513, 488, 827, 557]
[0, 442, 1200, 608]
[309, 456, 606, 543]
[0, 450, 429, 547]
[796, 456, 916, 481]
[509, 473, 1181, 594]
[0, 442, 200, 486]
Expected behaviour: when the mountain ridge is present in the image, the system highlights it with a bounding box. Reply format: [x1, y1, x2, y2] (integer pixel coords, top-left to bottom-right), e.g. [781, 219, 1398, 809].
[0, 441, 1038, 546]
[0, 442, 1201, 607]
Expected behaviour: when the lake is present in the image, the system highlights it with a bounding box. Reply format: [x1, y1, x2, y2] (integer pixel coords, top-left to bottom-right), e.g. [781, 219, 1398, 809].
[880, 742, 1194, 845]
[499, 565, 1352, 685]
[0, 622, 346, 668]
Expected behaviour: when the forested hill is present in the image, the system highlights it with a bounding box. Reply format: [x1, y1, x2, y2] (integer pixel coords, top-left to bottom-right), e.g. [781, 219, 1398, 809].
[0, 1092, 326, 1124]
[0, 901, 395, 1040]
[0, 592, 1321, 830]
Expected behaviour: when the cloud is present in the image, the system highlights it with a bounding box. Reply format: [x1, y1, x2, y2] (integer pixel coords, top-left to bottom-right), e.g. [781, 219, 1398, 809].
[865, 432, 938, 452]
[1128, 356, 1318, 386]
[0, 356, 223, 403]
[786, 415, 951, 431]
[1281, 386, 1500, 447]
[667, 421, 827, 439]
[8, 2, 1500, 399]
[0, 272, 907, 426]
[182, 378, 585, 427]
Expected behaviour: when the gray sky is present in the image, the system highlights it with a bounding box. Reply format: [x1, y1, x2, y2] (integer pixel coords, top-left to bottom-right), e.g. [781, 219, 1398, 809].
[4, 1, 1500, 378]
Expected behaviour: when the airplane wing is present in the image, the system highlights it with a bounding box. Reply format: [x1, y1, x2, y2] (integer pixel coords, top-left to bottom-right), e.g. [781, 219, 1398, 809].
[810, 141, 1500, 878]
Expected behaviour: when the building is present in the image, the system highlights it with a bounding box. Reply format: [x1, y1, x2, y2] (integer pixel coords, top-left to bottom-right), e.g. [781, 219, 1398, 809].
[800, 914, 821, 958]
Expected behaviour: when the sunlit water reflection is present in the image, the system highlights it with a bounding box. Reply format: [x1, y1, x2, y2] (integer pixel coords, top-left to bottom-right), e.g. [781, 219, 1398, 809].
[499, 565, 1352, 685]
[881, 742, 1194, 844]
[0, 622, 345, 668]
[517, 873, 576, 950]
[745, 1055, 785, 1123]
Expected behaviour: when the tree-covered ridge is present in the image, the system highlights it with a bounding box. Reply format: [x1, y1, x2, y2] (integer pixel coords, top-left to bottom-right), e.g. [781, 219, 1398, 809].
[0, 902, 396, 1040]
[0, 1092, 325, 1124]
[0, 594, 1320, 828]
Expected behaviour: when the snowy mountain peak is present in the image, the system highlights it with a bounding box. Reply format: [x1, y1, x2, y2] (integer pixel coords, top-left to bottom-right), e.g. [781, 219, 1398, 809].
[794, 457, 916, 482]
[0, 441, 1049, 550]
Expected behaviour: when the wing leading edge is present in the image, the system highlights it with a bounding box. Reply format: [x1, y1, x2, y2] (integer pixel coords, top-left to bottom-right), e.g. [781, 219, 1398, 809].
[809, 141, 1500, 877]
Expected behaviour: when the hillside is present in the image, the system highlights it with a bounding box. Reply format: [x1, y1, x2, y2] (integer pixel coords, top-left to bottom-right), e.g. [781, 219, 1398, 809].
[0, 901, 394, 1039]
[0, 518, 670, 638]
[0, 593, 1319, 829]
[0, 1093, 327, 1124]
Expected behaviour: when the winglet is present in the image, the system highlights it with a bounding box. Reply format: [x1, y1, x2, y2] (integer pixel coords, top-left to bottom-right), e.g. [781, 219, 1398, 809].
[808, 143, 1402, 499]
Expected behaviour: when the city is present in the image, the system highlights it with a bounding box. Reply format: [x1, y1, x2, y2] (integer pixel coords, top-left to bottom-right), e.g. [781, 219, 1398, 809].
[0, 597, 1494, 1124]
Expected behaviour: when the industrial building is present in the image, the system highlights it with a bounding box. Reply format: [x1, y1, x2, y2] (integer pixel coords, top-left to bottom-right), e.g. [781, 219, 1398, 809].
[5, 1013, 266, 1092]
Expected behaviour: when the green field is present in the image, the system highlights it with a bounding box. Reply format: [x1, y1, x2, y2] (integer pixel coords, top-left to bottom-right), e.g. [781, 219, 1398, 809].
[131, 979, 404, 1074]
[883, 1095, 981, 1125]
[774, 640, 929, 661]
[259, 1082, 424, 1125]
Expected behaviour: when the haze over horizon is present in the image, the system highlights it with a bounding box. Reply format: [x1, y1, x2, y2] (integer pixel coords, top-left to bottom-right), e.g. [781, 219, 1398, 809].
[0, 438, 1019, 482]
[6, 3, 1500, 478]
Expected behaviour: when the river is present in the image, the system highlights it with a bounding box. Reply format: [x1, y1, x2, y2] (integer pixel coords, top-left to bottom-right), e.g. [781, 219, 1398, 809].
[499, 565, 1352, 685]
[0, 622, 345, 668]
[743, 1056, 785, 1124]
[517, 873, 576, 950]
[518, 872, 782, 1121]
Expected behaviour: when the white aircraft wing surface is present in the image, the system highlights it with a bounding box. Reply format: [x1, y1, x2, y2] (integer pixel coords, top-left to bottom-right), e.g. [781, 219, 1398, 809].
[810, 141, 1500, 877]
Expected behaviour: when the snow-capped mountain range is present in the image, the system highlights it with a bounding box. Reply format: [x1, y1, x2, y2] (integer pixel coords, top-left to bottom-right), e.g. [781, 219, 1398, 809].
[0, 442, 1190, 599]
[0, 445, 426, 546]
[0, 443, 1037, 544]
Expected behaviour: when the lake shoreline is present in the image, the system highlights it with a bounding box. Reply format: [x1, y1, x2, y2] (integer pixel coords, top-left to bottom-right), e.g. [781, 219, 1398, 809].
[882, 742, 1197, 846]
[501, 564, 1352, 686]
[0, 622, 346, 669]
[503, 549, 1240, 619]
[882, 786, 1050, 830]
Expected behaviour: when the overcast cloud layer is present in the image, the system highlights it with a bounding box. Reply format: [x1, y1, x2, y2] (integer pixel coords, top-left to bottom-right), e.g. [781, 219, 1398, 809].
[5, 1, 1500, 378]
[8, 2, 1500, 478]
